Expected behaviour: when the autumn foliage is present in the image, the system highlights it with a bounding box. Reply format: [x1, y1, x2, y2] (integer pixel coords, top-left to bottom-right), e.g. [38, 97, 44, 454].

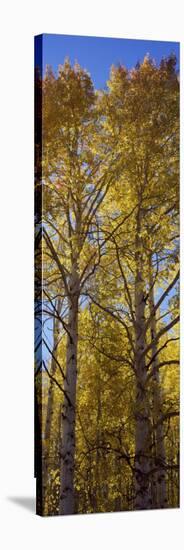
[35, 54, 179, 515]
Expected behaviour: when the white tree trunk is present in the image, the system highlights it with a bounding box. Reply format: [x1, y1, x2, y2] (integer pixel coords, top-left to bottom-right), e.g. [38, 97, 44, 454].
[59, 270, 79, 515]
[148, 255, 167, 509]
[134, 208, 152, 510]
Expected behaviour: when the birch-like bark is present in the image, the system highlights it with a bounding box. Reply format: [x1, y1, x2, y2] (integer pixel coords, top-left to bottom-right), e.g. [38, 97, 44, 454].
[94, 376, 102, 512]
[148, 254, 167, 509]
[134, 206, 152, 510]
[59, 268, 79, 515]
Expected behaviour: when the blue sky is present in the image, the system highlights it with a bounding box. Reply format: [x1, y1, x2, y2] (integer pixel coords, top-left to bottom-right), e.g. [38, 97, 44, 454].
[41, 33, 179, 90]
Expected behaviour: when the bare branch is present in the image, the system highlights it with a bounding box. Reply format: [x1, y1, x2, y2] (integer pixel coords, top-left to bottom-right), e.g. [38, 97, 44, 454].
[43, 228, 69, 296]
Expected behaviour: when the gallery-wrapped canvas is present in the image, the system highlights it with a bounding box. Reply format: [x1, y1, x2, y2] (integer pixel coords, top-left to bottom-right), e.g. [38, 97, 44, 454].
[34, 34, 180, 516]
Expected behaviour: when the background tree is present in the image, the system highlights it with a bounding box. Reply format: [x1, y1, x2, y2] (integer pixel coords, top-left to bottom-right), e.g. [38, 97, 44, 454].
[42, 59, 122, 514]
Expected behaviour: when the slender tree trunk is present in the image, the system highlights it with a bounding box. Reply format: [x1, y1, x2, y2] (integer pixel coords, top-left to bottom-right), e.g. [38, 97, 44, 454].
[114, 433, 122, 512]
[43, 298, 61, 514]
[59, 268, 79, 515]
[94, 376, 102, 512]
[134, 206, 152, 510]
[148, 254, 167, 509]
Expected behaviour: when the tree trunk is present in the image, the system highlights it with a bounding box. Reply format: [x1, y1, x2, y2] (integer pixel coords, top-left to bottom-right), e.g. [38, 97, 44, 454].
[148, 254, 167, 509]
[134, 207, 152, 510]
[94, 376, 102, 512]
[59, 269, 79, 515]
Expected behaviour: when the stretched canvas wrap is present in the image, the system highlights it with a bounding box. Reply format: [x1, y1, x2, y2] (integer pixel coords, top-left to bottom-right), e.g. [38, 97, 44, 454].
[34, 34, 180, 516]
